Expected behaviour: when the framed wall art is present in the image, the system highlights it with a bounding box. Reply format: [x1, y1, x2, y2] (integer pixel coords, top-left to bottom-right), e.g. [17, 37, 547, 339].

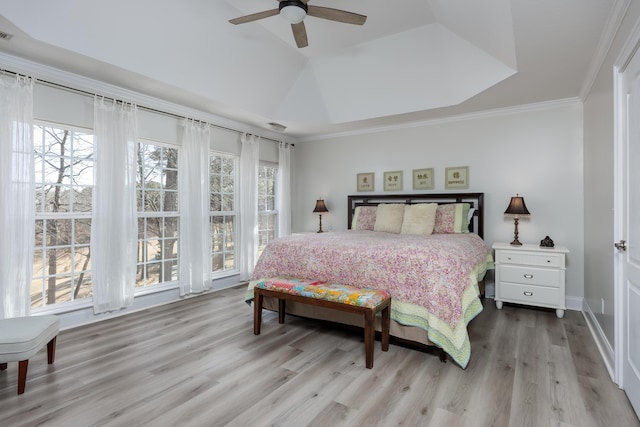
[383, 171, 403, 191]
[445, 166, 469, 189]
[357, 172, 375, 192]
[412, 168, 434, 190]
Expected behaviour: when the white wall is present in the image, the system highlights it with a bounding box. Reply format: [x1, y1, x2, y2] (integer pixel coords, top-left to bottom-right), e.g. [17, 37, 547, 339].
[291, 102, 585, 302]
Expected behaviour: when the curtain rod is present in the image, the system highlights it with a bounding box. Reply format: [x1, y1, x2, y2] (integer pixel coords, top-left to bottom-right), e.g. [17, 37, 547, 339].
[1, 67, 291, 146]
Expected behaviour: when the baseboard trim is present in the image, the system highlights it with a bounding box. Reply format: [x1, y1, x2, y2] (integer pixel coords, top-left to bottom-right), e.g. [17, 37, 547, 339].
[582, 299, 616, 383]
[43, 275, 242, 331]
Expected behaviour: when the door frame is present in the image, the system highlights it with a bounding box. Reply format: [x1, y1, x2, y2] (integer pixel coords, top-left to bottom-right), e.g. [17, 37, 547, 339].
[613, 16, 640, 387]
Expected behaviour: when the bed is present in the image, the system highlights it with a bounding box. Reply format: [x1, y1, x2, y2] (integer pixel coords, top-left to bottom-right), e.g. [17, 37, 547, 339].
[246, 193, 493, 368]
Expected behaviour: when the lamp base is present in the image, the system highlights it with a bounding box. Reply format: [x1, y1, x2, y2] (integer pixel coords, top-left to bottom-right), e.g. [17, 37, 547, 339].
[510, 218, 522, 246]
[317, 214, 324, 233]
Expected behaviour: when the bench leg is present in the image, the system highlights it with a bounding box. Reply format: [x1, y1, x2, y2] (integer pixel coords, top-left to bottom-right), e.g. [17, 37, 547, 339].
[278, 299, 286, 324]
[364, 309, 374, 369]
[17, 359, 28, 395]
[381, 304, 390, 352]
[47, 336, 57, 364]
[254, 290, 263, 335]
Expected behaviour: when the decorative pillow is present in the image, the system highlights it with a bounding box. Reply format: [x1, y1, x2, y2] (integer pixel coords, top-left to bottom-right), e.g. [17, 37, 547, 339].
[467, 207, 476, 227]
[373, 203, 406, 234]
[400, 203, 438, 235]
[433, 203, 471, 234]
[352, 206, 377, 231]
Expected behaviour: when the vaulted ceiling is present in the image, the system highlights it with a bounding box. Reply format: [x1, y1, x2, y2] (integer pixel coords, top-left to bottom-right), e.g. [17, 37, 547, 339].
[0, 0, 617, 139]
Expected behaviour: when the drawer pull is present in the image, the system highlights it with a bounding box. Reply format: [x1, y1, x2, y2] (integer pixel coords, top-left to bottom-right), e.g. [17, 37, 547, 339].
[524, 274, 534, 279]
[523, 291, 533, 296]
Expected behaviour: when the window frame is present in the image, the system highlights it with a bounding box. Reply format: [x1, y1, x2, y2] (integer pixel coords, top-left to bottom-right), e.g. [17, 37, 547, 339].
[32, 121, 95, 309]
[210, 151, 239, 278]
[258, 162, 278, 256]
[135, 138, 180, 292]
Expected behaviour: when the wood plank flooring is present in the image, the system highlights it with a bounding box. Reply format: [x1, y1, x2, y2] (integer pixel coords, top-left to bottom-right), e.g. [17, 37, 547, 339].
[1, 285, 638, 427]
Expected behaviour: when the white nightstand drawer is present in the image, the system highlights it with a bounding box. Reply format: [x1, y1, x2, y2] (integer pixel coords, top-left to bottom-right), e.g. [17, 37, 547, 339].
[496, 251, 563, 268]
[499, 282, 561, 307]
[499, 265, 562, 288]
[492, 243, 569, 318]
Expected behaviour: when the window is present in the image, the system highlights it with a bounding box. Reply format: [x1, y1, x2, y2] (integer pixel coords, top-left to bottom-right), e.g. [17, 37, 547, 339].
[258, 165, 278, 256]
[210, 153, 237, 274]
[33, 124, 94, 308]
[136, 141, 179, 287]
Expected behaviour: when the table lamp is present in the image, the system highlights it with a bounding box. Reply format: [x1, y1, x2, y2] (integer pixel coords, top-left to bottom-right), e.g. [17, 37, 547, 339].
[504, 194, 530, 246]
[313, 199, 328, 233]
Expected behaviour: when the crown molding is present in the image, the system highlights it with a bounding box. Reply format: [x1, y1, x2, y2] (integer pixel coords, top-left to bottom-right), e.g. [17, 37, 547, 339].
[580, 0, 632, 100]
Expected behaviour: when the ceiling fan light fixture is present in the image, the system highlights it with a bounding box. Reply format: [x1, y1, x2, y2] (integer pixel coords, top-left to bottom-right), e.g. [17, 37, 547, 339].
[279, 1, 308, 24]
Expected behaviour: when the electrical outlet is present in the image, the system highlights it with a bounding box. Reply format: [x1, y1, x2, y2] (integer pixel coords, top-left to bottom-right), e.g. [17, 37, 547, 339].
[601, 298, 605, 314]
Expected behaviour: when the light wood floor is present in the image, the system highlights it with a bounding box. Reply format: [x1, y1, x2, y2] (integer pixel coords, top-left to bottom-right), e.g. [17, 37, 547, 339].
[1, 285, 638, 427]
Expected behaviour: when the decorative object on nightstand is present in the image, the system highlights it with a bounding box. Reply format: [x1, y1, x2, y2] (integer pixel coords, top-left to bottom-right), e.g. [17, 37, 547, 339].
[313, 199, 328, 233]
[540, 236, 555, 248]
[504, 194, 530, 246]
[492, 242, 569, 318]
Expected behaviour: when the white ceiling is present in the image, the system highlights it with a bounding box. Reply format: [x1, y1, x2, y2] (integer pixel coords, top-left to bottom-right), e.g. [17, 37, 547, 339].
[0, 0, 617, 140]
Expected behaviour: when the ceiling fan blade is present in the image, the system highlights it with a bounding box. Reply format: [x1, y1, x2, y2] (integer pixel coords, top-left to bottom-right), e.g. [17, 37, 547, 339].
[291, 22, 308, 48]
[229, 9, 279, 25]
[307, 6, 366, 25]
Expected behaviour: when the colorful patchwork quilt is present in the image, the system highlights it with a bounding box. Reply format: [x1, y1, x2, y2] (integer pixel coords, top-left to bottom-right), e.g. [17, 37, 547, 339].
[254, 278, 391, 308]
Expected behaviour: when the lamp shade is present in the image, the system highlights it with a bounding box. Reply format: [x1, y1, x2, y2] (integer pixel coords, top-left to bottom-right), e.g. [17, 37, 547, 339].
[313, 199, 328, 213]
[504, 195, 530, 217]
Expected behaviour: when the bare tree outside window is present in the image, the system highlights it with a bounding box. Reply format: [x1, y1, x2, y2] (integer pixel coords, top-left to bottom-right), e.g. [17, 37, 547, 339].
[258, 165, 278, 256]
[136, 142, 179, 287]
[210, 154, 237, 273]
[32, 125, 94, 307]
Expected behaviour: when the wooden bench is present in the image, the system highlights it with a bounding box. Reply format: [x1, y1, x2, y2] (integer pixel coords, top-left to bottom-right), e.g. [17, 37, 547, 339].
[253, 278, 391, 369]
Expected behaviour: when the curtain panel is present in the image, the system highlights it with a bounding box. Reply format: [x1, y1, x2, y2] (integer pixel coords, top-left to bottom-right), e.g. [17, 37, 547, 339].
[239, 133, 259, 281]
[0, 75, 34, 319]
[91, 98, 138, 314]
[178, 119, 212, 296]
[277, 142, 291, 237]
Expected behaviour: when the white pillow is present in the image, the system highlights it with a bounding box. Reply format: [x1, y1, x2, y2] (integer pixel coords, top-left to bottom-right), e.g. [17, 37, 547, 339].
[400, 203, 438, 235]
[373, 204, 406, 234]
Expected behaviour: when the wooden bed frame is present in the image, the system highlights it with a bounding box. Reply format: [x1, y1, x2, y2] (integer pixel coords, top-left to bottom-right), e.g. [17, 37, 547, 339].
[259, 192, 487, 363]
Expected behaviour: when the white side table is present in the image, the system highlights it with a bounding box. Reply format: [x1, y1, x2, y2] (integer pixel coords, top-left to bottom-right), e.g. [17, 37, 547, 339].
[492, 242, 569, 318]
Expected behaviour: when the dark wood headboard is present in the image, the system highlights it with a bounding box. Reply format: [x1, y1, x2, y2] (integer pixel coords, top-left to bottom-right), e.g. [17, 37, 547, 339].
[347, 193, 485, 238]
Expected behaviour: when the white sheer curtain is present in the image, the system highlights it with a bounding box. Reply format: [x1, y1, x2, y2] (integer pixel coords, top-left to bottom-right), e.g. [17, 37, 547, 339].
[276, 142, 291, 237]
[0, 75, 34, 319]
[91, 97, 138, 314]
[178, 119, 212, 296]
[239, 133, 259, 281]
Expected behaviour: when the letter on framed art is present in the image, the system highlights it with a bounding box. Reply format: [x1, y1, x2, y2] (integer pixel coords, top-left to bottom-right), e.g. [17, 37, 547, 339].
[383, 171, 403, 191]
[357, 172, 375, 192]
[413, 168, 434, 190]
[445, 166, 469, 189]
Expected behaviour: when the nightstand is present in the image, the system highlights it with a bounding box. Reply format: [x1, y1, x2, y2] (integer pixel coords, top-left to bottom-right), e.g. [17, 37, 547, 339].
[492, 242, 569, 318]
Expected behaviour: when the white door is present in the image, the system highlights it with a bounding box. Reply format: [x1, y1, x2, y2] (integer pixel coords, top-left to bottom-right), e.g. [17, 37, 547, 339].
[617, 41, 640, 416]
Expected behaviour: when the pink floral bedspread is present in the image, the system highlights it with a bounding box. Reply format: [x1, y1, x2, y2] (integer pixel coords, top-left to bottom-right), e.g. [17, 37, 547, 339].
[251, 231, 491, 328]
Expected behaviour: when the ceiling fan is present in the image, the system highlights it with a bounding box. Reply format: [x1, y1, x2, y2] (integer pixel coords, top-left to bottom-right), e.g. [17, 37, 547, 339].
[229, 0, 367, 48]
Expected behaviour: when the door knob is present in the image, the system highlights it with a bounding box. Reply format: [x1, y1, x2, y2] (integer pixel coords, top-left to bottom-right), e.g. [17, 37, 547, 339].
[615, 240, 627, 251]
